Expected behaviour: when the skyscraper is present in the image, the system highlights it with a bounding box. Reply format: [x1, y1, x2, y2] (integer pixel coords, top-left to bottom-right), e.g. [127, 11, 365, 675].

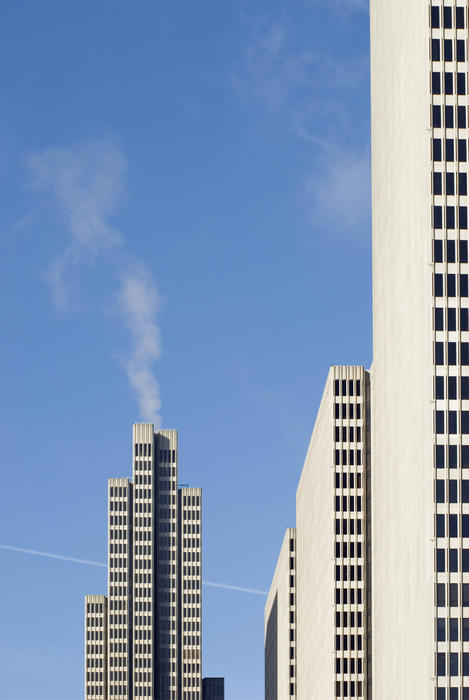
[267, 2, 469, 697]
[371, 1, 469, 696]
[84, 424, 203, 700]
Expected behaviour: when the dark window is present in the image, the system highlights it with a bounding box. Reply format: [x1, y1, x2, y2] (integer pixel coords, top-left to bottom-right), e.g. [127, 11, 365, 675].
[448, 374, 458, 399]
[461, 308, 469, 331]
[434, 273, 444, 296]
[449, 478, 458, 501]
[444, 7, 452, 28]
[464, 619, 469, 641]
[463, 480, 469, 501]
[435, 307, 444, 330]
[432, 72, 441, 95]
[449, 444, 458, 468]
[437, 652, 446, 676]
[448, 239, 456, 262]
[451, 583, 460, 606]
[432, 38, 441, 61]
[436, 478, 445, 501]
[447, 140, 455, 162]
[446, 72, 454, 94]
[460, 173, 468, 196]
[434, 206, 443, 229]
[433, 139, 442, 160]
[459, 73, 467, 95]
[464, 583, 469, 606]
[447, 206, 455, 228]
[436, 514, 445, 537]
[449, 514, 458, 537]
[463, 550, 469, 571]
[448, 305, 456, 327]
[431, 6, 440, 28]
[459, 139, 468, 163]
[448, 342, 457, 364]
[462, 377, 469, 398]
[463, 341, 469, 365]
[459, 106, 467, 128]
[464, 652, 469, 676]
[436, 444, 445, 468]
[437, 548, 446, 572]
[437, 618, 446, 641]
[448, 273, 456, 296]
[458, 39, 466, 61]
[460, 207, 468, 229]
[447, 172, 455, 195]
[459, 275, 468, 297]
[436, 411, 445, 434]
[463, 412, 469, 434]
[435, 375, 444, 398]
[446, 105, 455, 127]
[434, 171, 443, 194]
[434, 238, 443, 261]
[450, 549, 458, 572]
[463, 446, 469, 468]
[450, 652, 459, 676]
[445, 39, 454, 62]
[334, 379, 339, 396]
[435, 342, 444, 365]
[457, 7, 466, 28]
[437, 583, 445, 606]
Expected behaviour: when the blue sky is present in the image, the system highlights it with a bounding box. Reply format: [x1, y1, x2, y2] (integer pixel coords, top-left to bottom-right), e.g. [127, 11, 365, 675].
[0, 2, 371, 698]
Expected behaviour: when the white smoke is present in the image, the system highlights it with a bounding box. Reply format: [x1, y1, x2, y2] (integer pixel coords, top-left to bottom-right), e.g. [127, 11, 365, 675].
[27, 139, 162, 425]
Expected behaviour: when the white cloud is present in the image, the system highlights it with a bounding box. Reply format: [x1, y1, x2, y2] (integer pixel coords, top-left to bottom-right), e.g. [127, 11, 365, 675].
[117, 262, 162, 427]
[305, 148, 371, 238]
[26, 139, 163, 425]
[27, 139, 125, 311]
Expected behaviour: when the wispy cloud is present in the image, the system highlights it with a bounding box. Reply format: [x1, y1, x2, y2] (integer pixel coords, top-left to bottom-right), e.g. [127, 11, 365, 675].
[26, 139, 162, 425]
[117, 262, 162, 425]
[233, 6, 370, 239]
[0, 544, 267, 596]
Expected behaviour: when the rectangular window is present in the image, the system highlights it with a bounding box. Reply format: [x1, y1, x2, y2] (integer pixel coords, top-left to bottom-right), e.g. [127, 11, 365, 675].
[459, 106, 467, 128]
[434, 206, 443, 229]
[463, 412, 469, 434]
[449, 514, 458, 536]
[461, 207, 469, 230]
[450, 549, 458, 572]
[435, 342, 444, 365]
[449, 478, 458, 501]
[434, 273, 444, 295]
[434, 239, 443, 262]
[436, 444, 445, 468]
[436, 513, 445, 537]
[459, 140, 468, 163]
[463, 343, 469, 365]
[460, 174, 468, 198]
[448, 273, 456, 296]
[436, 478, 445, 502]
[462, 308, 469, 331]
[437, 618, 446, 641]
[436, 411, 445, 434]
[446, 105, 455, 128]
[445, 38, 453, 61]
[447, 206, 455, 228]
[445, 72, 454, 94]
[459, 73, 467, 95]
[433, 139, 442, 161]
[444, 7, 452, 28]
[463, 445, 469, 468]
[451, 583, 460, 606]
[432, 72, 441, 95]
[432, 38, 441, 61]
[437, 652, 446, 676]
[432, 6, 440, 28]
[437, 548, 446, 572]
[434, 171, 443, 194]
[457, 7, 466, 27]
[435, 308, 444, 330]
[458, 38, 466, 61]
[448, 342, 457, 364]
[446, 141, 455, 163]
[449, 444, 458, 468]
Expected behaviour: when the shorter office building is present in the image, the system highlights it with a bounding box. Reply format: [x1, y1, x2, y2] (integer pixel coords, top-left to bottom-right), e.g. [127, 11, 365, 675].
[202, 677, 224, 699]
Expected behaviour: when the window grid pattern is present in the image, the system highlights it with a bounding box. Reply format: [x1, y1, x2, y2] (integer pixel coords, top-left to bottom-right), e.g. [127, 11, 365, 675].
[133, 429, 155, 699]
[179, 488, 202, 700]
[432, 3, 469, 697]
[85, 596, 108, 700]
[108, 478, 131, 700]
[289, 532, 296, 699]
[155, 432, 179, 700]
[333, 368, 367, 699]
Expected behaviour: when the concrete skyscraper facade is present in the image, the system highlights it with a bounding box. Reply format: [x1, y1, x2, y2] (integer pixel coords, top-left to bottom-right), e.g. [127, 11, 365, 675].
[265, 367, 370, 699]
[84, 424, 222, 700]
[266, 2, 469, 698]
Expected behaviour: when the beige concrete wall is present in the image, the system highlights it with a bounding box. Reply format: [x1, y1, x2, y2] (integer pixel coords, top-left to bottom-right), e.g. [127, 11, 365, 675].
[370, 1, 435, 696]
[264, 528, 296, 700]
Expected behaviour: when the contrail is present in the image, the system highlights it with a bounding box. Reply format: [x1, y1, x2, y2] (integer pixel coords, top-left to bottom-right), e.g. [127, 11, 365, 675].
[0, 545, 267, 596]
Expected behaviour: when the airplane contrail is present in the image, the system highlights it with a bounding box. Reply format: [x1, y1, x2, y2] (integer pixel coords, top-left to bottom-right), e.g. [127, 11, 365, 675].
[0, 544, 267, 596]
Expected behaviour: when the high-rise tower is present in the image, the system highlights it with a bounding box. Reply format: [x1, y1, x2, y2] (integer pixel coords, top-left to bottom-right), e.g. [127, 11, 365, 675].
[84, 424, 203, 700]
[371, 2, 469, 696]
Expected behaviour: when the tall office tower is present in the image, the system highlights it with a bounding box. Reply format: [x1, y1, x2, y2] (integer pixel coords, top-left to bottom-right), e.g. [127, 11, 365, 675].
[264, 528, 297, 699]
[371, 2, 469, 696]
[265, 367, 369, 699]
[84, 424, 204, 700]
